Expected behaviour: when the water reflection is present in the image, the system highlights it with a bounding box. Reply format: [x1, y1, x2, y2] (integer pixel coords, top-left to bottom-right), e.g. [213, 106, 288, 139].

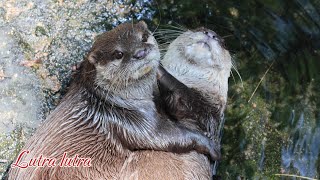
[282, 111, 320, 178]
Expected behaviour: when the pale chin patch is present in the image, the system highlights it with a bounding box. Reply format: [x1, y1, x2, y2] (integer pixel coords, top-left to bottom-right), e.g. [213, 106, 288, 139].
[184, 43, 213, 66]
[208, 40, 223, 57]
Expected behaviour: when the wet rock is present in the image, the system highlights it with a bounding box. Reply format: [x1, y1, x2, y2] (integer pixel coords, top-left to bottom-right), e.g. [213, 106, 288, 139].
[0, 0, 152, 177]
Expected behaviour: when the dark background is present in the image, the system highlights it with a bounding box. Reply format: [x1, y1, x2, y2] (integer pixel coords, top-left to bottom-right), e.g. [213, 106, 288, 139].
[139, 0, 320, 178]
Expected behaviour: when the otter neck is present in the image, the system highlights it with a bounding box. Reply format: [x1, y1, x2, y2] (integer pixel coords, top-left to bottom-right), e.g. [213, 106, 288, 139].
[163, 60, 229, 106]
[78, 60, 156, 109]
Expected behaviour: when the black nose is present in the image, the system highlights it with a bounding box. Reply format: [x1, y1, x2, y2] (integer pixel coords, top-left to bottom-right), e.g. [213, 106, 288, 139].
[133, 49, 148, 60]
[203, 30, 217, 39]
[202, 29, 226, 48]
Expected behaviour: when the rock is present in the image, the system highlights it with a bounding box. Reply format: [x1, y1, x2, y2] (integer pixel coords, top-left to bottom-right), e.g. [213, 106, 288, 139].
[0, 1, 153, 177]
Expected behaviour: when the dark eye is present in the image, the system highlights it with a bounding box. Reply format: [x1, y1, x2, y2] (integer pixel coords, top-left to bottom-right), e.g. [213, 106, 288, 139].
[142, 33, 148, 42]
[113, 50, 124, 59]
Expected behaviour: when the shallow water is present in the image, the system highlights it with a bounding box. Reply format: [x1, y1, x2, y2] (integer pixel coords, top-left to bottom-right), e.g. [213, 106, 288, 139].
[282, 111, 320, 177]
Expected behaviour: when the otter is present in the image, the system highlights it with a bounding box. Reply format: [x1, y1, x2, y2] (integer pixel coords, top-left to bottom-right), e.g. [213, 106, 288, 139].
[158, 27, 231, 143]
[8, 22, 219, 180]
[119, 27, 231, 179]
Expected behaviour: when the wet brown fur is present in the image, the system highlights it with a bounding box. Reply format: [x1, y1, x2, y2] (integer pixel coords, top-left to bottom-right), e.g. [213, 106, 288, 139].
[8, 22, 218, 180]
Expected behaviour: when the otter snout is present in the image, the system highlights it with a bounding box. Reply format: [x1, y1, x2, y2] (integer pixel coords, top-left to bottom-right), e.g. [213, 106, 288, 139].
[203, 30, 217, 39]
[197, 27, 225, 48]
[133, 48, 150, 60]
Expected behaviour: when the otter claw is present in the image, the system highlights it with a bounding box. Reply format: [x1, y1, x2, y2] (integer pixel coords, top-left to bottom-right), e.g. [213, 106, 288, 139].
[195, 133, 221, 161]
[209, 144, 221, 161]
[204, 132, 214, 140]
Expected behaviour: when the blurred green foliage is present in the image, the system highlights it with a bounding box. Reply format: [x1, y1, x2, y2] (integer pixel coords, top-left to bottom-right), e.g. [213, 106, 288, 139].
[145, 0, 320, 178]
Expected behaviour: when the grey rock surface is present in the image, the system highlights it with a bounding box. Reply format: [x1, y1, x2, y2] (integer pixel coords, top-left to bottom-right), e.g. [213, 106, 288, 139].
[0, 0, 152, 176]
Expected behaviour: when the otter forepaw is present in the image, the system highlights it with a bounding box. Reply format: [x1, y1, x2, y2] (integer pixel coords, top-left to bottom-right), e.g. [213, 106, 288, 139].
[194, 134, 221, 161]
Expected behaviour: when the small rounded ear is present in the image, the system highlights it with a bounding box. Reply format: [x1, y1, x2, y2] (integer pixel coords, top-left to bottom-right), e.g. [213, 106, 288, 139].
[88, 52, 97, 64]
[137, 21, 148, 29]
[87, 50, 103, 64]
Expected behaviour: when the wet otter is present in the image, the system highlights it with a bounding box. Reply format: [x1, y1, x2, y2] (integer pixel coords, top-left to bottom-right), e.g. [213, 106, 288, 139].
[158, 27, 231, 143]
[119, 27, 231, 179]
[8, 22, 218, 180]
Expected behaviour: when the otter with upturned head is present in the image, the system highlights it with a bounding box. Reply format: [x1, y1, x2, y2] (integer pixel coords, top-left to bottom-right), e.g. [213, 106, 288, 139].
[158, 27, 231, 140]
[8, 22, 219, 180]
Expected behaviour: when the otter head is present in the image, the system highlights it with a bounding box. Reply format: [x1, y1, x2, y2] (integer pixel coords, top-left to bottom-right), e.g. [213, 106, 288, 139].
[82, 21, 160, 100]
[161, 27, 232, 106]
